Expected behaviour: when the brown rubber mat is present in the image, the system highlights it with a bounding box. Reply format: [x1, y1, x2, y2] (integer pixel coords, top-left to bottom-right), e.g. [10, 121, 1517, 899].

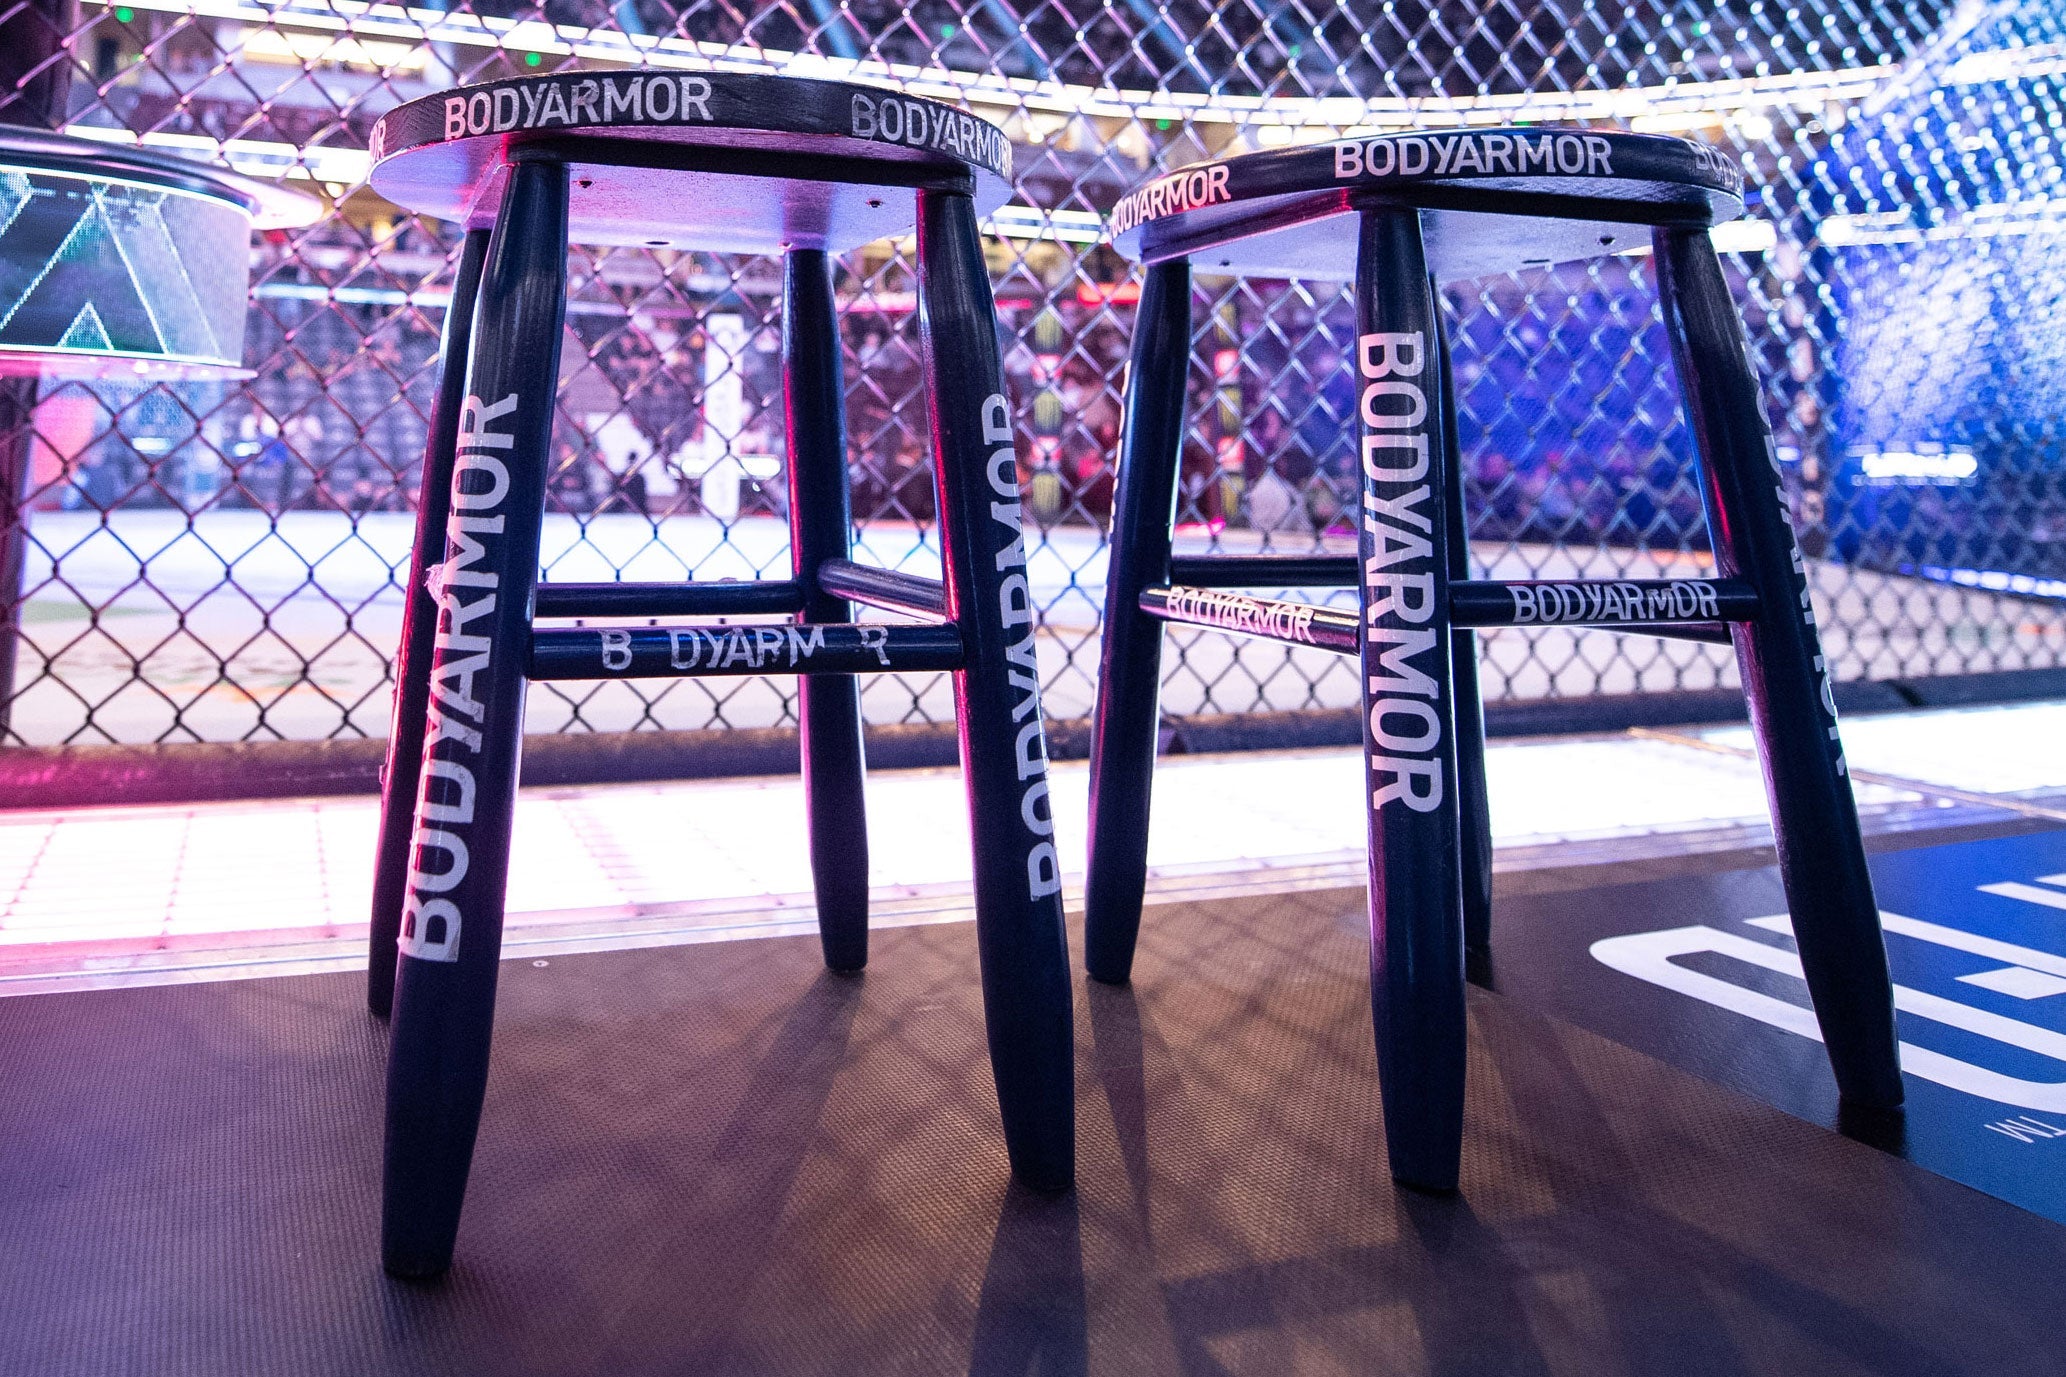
[2, 886, 2061, 1375]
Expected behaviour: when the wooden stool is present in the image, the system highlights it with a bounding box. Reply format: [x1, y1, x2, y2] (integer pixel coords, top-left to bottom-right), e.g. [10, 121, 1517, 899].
[366, 70, 1073, 1278]
[1086, 127, 1903, 1192]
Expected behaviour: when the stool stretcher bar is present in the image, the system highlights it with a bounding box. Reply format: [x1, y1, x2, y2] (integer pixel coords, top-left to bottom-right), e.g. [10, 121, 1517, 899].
[1168, 554, 1359, 586]
[816, 558, 950, 621]
[532, 579, 806, 619]
[1452, 576, 1757, 628]
[1167, 556, 1755, 622]
[528, 622, 964, 679]
[1141, 576, 1753, 651]
[1139, 584, 1359, 653]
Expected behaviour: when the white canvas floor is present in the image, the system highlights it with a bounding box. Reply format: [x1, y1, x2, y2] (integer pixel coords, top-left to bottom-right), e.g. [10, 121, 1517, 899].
[0, 700, 2059, 995]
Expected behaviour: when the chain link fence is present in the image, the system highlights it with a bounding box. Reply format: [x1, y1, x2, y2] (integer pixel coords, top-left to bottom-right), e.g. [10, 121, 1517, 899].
[0, 0, 2059, 751]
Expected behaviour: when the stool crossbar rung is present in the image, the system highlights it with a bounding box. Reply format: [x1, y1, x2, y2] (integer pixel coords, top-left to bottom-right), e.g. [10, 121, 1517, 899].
[816, 558, 951, 621]
[529, 621, 964, 679]
[1140, 576, 1754, 652]
[531, 580, 807, 618]
[1168, 553, 1359, 585]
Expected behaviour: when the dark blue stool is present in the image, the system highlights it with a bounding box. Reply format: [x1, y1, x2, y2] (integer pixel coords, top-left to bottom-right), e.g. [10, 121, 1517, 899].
[365, 70, 1073, 1278]
[1086, 128, 1903, 1192]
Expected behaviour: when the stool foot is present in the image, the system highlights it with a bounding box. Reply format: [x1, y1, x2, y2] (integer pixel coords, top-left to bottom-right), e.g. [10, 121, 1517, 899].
[1393, 1171, 1462, 1198]
[383, 955, 498, 1282]
[800, 674, 869, 973]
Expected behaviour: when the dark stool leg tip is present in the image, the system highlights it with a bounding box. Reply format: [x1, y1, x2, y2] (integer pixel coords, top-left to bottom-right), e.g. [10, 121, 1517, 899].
[1837, 1096, 1908, 1152]
[1392, 1171, 1461, 1198]
[1084, 962, 1132, 988]
[381, 1251, 453, 1283]
[1464, 944, 1494, 989]
[1010, 1164, 1076, 1197]
[1837, 1078, 1907, 1114]
[819, 930, 868, 975]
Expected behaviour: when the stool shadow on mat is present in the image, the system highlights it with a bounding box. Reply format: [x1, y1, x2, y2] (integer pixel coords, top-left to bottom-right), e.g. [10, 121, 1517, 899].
[967, 1184, 1087, 1377]
[375, 966, 868, 1363]
[1086, 979, 1157, 1224]
[596, 969, 867, 1360]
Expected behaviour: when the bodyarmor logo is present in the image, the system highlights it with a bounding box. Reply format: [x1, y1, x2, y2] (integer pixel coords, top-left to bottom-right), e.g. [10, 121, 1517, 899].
[850, 95, 1012, 179]
[1334, 131, 1612, 181]
[1358, 331, 1445, 814]
[1162, 585, 1319, 643]
[600, 623, 837, 673]
[1108, 163, 1233, 237]
[1510, 580, 1722, 625]
[441, 75, 712, 141]
[982, 394, 1062, 901]
[400, 389, 517, 962]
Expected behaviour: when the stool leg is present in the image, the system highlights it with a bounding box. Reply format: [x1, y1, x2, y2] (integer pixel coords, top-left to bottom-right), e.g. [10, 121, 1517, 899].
[1653, 226, 1903, 1110]
[382, 157, 570, 1279]
[369, 227, 491, 1019]
[1355, 207, 1467, 1192]
[1432, 295, 1495, 984]
[916, 187, 1075, 1192]
[783, 248, 869, 973]
[1084, 257, 1191, 985]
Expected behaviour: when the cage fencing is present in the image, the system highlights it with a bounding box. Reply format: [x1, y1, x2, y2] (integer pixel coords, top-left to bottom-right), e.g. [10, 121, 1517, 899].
[0, 0, 2059, 755]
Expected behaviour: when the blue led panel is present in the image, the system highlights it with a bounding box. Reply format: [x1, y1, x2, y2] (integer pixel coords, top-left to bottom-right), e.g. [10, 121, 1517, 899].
[0, 165, 251, 376]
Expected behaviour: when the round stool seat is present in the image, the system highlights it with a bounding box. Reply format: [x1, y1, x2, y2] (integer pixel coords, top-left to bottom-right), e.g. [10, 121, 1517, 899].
[369, 70, 1012, 253]
[1107, 128, 1744, 282]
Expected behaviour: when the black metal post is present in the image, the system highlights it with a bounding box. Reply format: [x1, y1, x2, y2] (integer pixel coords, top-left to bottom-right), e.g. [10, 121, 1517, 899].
[0, 0, 76, 131]
[1653, 226, 1903, 1109]
[1083, 257, 1191, 985]
[1354, 206, 1466, 1192]
[784, 248, 869, 973]
[382, 157, 569, 1279]
[1433, 290, 1494, 985]
[0, 382, 36, 742]
[0, 0, 78, 741]
[915, 187, 1074, 1193]
[369, 227, 490, 1017]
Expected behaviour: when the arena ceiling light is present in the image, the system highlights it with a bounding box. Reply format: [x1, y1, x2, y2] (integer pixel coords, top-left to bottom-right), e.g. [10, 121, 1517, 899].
[82, 0, 1909, 131]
